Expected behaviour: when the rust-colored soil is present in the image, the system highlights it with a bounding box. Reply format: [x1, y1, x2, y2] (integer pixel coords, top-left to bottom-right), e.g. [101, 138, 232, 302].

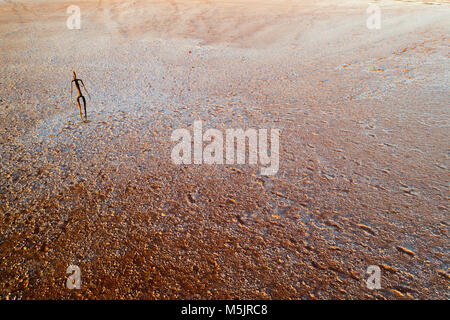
[0, 0, 448, 299]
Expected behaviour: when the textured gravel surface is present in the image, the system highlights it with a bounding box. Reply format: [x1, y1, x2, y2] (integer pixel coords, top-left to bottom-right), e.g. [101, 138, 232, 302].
[0, 0, 449, 299]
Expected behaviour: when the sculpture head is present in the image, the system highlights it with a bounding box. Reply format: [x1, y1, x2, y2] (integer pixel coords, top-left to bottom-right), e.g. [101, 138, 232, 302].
[72, 71, 77, 79]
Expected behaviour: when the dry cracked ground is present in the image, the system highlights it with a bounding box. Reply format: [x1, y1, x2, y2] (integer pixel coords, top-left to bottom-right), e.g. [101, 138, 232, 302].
[0, 0, 449, 299]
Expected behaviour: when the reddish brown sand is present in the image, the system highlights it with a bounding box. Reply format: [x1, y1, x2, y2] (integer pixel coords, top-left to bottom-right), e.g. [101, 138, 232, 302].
[0, 0, 449, 299]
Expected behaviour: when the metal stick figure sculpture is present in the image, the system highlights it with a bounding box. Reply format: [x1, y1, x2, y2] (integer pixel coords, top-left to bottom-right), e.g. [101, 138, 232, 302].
[70, 71, 90, 121]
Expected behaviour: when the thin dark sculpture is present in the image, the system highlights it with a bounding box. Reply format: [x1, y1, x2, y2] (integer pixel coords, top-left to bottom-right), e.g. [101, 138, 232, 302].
[70, 71, 90, 121]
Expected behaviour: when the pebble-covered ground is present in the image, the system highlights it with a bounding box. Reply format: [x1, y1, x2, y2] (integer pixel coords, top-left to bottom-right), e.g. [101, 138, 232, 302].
[0, 0, 449, 299]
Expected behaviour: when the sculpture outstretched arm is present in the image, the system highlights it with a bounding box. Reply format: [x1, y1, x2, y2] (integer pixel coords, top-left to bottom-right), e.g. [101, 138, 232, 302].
[80, 80, 91, 99]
